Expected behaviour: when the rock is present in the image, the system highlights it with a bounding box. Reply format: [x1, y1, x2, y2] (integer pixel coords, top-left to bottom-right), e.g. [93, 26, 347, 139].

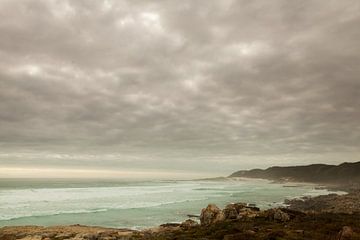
[98, 237, 116, 240]
[159, 223, 181, 228]
[338, 226, 353, 240]
[223, 230, 256, 240]
[223, 233, 244, 240]
[244, 230, 256, 235]
[55, 232, 76, 239]
[273, 209, 290, 222]
[75, 233, 98, 240]
[0, 234, 16, 240]
[238, 208, 258, 218]
[41, 232, 57, 239]
[245, 206, 260, 212]
[215, 211, 225, 222]
[15, 232, 28, 239]
[180, 219, 199, 228]
[18, 236, 42, 240]
[68, 237, 85, 240]
[223, 204, 238, 219]
[200, 204, 225, 225]
[232, 202, 247, 212]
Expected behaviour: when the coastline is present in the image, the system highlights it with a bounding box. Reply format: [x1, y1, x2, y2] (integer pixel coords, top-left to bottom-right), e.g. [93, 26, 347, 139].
[0, 177, 335, 228]
[1, 184, 359, 240]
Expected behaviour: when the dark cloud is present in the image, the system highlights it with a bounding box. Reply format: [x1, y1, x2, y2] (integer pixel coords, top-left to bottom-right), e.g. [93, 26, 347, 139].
[0, 0, 359, 175]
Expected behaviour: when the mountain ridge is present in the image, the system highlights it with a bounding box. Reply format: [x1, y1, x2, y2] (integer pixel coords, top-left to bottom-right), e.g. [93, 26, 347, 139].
[228, 161, 360, 186]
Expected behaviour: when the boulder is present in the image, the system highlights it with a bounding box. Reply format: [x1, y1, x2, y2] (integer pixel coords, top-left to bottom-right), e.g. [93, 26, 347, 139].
[338, 226, 353, 240]
[74, 233, 98, 240]
[273, 209, 290, 222]
[232, 202, 247, 212]
[180, 219, 199, 228]
[223, 204, 238, 219]
[238, 208, 258, 218]
[55, 232, 76, 239]
[246, 206, 260, 212]
[0, 234, 16, 240]
[18, 236, 42, 240]
[223, 233, 244, 240]
[200, 204, 225, 225]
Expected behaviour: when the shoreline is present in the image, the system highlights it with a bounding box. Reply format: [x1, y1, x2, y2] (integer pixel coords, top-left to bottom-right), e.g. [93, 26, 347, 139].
[1, 178, 359, 239]
[1, 189, 359, 239]
[0, 178, 345, 228]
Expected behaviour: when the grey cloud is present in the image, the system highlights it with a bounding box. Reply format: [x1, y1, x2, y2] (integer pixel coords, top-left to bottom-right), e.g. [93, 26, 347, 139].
[0, 0, 359, 175]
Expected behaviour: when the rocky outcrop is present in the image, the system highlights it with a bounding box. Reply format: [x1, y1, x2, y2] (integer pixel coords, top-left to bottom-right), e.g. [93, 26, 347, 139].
[338, 226, 353, 240]
[200, 203, 261, 226]
[273, 209, 290, 222]
[286, 190, 360, 214]
[261, 208, 293, 222]
[180, 219, 198, 229]
[223, 204, 239, 219]
[200, 204, 225, 225]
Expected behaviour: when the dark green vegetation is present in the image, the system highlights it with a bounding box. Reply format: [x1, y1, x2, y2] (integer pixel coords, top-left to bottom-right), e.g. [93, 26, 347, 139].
[229, 161, 360, 187]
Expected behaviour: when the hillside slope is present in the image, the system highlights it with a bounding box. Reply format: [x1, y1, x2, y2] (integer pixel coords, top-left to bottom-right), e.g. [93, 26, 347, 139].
[229, 161, 360, 185]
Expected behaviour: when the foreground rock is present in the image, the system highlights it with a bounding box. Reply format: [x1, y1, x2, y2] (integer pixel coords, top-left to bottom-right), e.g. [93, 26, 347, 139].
[200, 202, 261, 225]
[200, 204, 225, 225]
[338, 226, 354, 240]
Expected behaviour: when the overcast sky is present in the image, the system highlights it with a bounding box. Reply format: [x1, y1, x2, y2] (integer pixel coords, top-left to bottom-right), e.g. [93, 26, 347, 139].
[0, 0, 359, 178]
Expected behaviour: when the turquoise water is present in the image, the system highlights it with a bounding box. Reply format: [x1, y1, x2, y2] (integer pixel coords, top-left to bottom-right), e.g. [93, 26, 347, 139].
[0, 178, 341, 229]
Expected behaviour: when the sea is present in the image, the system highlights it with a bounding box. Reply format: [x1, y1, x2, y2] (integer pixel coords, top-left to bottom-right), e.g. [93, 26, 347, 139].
[0, 178, 344, 229]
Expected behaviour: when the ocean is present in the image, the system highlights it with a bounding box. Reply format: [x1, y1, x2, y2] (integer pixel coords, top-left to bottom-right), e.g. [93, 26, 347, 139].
[0, 178, 343, 229]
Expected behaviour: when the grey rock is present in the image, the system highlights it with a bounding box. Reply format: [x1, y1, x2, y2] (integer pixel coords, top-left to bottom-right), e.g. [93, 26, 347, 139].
[273, 209, 290, 222]
[180, 219, 199, 228]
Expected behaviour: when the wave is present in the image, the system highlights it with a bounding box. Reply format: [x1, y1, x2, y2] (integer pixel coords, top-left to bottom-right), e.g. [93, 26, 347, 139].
[0, 197, 210, 221]
[192, 188, 225, 191]
[0, 208, 109, 221]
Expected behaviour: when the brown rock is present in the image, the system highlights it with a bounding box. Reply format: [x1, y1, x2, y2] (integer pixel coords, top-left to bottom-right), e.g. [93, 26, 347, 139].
[338, 226, 353, 240]
[223, 233, 244, 240]
[55, 232, 76, 239]
[238, 208, 258, 218]
[273, 209, 290, 222]
[200, 204, 225, 225]
[232, 202, 247, 212]
[0, 234, 16, 240]
[75, 233, 98, 240]
[244, 230, 256, 235]
[180, 219, 199, 228]
[18, 236, 42, 240]
[223, 204, 238, 219]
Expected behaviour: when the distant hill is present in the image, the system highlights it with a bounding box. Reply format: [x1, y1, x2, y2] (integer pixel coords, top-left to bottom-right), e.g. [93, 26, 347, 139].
[229, 161, 360, 185]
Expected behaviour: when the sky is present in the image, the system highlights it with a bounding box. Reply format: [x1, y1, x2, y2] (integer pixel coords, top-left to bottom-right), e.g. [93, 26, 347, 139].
[0, 0, 359, 178]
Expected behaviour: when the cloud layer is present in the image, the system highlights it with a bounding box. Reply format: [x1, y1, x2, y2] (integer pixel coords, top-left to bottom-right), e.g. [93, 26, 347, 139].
[0, 0, 359, 176]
